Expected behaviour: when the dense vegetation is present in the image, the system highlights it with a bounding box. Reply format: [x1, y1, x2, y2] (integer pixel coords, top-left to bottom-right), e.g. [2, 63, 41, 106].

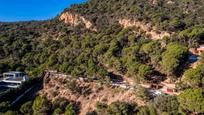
[69, 0, 204, 33]
[0, 0, 204, 114]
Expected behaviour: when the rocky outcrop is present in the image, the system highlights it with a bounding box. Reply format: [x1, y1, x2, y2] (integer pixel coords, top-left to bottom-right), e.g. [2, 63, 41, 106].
[119, 18, 171, 40]
[59, 11, 171, 39]
[59, 12, 97, 31]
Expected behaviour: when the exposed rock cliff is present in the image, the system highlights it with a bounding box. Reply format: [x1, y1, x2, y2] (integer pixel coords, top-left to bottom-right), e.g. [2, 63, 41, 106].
[119, 18, 171, 40]
[59, 9, 172, 40]
[59, 11, 97, 31]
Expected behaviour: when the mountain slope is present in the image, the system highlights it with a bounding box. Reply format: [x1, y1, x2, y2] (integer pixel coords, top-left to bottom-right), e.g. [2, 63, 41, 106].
[0, 0, 204, 115]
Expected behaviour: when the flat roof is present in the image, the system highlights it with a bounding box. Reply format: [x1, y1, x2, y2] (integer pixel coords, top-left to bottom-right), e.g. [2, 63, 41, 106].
[5, 77, 24, 81]
[199, 45, 204, 48]
[3, 71, 24, 74]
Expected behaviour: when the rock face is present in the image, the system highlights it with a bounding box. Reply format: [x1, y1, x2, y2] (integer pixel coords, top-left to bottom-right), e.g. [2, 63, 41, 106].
[59, 12, 97, 31]
[59, 11, 171, 40]
[119, 18, 171, 40]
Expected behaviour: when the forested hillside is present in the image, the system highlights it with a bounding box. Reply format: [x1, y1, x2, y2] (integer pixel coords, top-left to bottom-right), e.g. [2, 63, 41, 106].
[0, 0, 204, 115]
[68, 0, 204, 31]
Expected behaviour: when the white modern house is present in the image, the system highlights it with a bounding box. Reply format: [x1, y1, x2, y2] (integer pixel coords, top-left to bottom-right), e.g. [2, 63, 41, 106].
[0, 71, 29, 88]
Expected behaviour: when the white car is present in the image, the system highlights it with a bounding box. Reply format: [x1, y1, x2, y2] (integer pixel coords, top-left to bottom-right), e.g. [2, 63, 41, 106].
[149, 90, 163, 96]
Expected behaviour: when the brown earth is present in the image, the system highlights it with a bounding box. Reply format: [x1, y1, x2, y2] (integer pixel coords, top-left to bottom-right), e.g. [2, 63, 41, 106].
[38, 71, 145, 115]
[59, 11, 97, 31]
[119, 18, 171, 40]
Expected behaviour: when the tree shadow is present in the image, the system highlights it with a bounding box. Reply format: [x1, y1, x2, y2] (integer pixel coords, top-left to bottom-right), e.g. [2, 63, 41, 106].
[108, 72, 124, 83]
[147, 70, 166, 84]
